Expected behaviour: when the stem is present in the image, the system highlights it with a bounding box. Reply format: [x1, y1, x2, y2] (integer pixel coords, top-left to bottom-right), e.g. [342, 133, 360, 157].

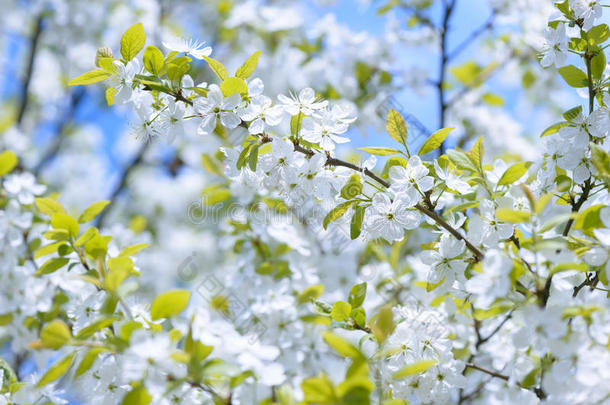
[438, 0, 456, 155]
[95, 142, 150, 228]
[16, 14, 44, 127]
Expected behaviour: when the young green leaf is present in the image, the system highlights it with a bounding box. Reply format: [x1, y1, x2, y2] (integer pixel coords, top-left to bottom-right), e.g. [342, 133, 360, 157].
[143, 45, 164, 75]
[39, 320, 72, 349]
[386, 109, 408, 145]
[37, 353, 75, 387]
[235, 51, 262, 79]
[68, 70, 111, 86]
[78, 201, 110, 223]
[393, 359, 437, 379]
[0, 150, 18, 176]
[558, 65, 588, 88]
[497, 162, 532, 186]
[120, 23, 146, 61]
[203, 56, 229, 80]
[221, 77, 248, 97]
[323, 201, 355, 230]
[359, 147, 401, 156]
[150, 290, 191, 320]
[418, 127, 454, 155]
[331, 301, 352, 322]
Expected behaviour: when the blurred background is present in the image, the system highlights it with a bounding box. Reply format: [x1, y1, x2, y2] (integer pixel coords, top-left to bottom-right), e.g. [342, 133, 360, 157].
[0, 0, 604, 400]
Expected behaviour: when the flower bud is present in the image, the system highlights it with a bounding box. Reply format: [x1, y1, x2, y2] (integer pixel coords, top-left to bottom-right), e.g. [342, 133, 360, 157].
[95, 47, 113, 67]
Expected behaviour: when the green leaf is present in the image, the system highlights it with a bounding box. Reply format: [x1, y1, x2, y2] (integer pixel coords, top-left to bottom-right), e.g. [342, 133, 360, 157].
[291, 112, 304, 136]
[497, 162, 532, 186]
[143, 45, 163, 75]
[574, 204, 604, 234]
[51, 213, 79, 237]
[166, 56, 191, 82]
[350, 206, 365, 240]
[203, 56, 229, 80]
[121, 385, 152, 405]
[558, 65, 588, 87]
[40, 320, 72, 349]
[35, 197, 66, 216]
[37, 257, 70, 276]
[393, 359, 437, 379]
[68, 70, 111, 86]
[359, 147, 401, 156]
[302, 374, 337, 403]
[235, 51, 262, 79]
[482, 93, 504, 106]
[322, 332, 361, 358]
[418, 127, 455, 155]
[0, 150, 18, 176]
[298, 284, 324, 304]
[106, 87, 116, 106]
[150, 290, 191, 320]
[75, 348, 106, 377]
[119, 243, 150, 257]
[105, 257, 135, 292]
[120, 23, 146, 61]
[201, 154, 223, 176]
[588, 24, 610, 44]
[371, 306, 395, 344]
[37, 352, 75, 387]
[495, 208, 530, 223]
[221, 77, 248, 97]
[451, 61, 483, 86]
[75, 317, 117, 340]
[78, 201, 110, 223]
[446, 150, 477, 172]
[540, 121, 570, 137]
[331, 301, 352, 322]
[591, 49, 606, 80]
[323, 201, 355, 230]
[348, 283, 367, 308]
[386, 109, 408, 145]
[563, 106, 583, 121]
[468, 136, 484, 170]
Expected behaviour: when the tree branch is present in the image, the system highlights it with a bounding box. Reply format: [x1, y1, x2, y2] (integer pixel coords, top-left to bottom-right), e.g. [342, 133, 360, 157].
[94, 142, 150, 228]
[16, 14, 44, 127]
[294, 144, 485, 261]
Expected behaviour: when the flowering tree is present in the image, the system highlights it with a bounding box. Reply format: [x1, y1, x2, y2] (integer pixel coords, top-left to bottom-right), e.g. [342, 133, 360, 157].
[1, 0, 610, 404]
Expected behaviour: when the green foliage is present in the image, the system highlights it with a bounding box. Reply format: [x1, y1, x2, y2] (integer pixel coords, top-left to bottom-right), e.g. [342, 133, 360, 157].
[37, 320, 72, 350]
[359, 147, 401, 156]
[203, 56, 229, 80]
[323, 201, 355, 230]
[558, 65, 588, 88]
[37, 353, 75, 387]
[143, 46, 164, 75]
[393, 359, 437, 379]
[78, 201, 110, 223]
[150, 290, 191, 320]
[418, 127, 454, 155]
[68, 70, 111, 86]
[0, 150, 18, 176]
[120, 23, 146, 61]
[497, 162, 532, 186]
[386, 109, 408, 147]
[220, 77, 248, 97]
[235, 51, 262, 79]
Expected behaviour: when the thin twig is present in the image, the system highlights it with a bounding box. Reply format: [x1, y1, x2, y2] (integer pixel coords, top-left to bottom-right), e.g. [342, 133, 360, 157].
[95, 142, 150, 228]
